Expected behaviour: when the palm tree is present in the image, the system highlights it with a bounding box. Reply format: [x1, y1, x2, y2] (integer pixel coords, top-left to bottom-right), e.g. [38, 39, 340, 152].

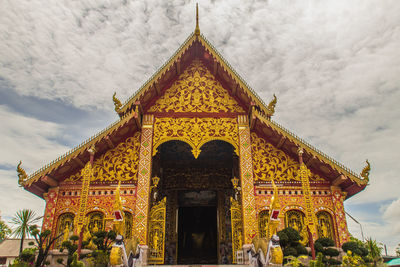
[365, 237, 383, 267]
[11, 209, 40, 254]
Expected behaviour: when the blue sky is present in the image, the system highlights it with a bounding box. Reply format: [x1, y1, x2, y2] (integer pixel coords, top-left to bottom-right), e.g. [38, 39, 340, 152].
[0, 0, 399, 254]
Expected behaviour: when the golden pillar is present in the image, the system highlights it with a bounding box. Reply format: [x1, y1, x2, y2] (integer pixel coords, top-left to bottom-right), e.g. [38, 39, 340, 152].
[298, 148, 318, 240]
[237, 115, 258, 244]
[133, 114, 155, 244]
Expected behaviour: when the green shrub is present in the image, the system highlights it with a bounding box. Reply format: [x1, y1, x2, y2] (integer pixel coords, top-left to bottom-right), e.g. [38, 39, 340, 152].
[315, 237, 340, 266]
[342, 241, 368, 257]
[284, 247, 298, 257]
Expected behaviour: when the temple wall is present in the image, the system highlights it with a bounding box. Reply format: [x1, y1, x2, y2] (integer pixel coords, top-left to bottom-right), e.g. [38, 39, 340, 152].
[44, 184, 136, 239]
[254, 184, 349, 246]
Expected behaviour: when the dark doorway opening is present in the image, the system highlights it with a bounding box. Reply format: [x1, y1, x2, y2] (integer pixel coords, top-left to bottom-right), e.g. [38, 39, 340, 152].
[177, 206, 218, 264]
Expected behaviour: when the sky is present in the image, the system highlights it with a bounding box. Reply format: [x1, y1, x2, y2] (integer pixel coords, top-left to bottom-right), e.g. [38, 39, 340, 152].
[1, 0, 399, 255]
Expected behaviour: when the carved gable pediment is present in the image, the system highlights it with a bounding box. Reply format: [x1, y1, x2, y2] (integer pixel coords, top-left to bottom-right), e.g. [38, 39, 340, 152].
[64, 132, 141, 183]
[148, 59, 245, 113]
[251, 132, 324, 182]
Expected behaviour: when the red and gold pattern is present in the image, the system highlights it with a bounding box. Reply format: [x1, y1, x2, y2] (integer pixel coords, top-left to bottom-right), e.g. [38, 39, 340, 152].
[298, 163, 318, 240]
[134, 115, 155, 244]
[238, 115, 257, 244]
[331, 186, 350, 246]
[42, 187, 59, 232]
[65, 132, 141, 182]
[255, 185, 341, 244]
[148, 59, 244, 113]
[75, 162, 93, 233]
[51, 186, 136, 236]
[251, 132, 324, 182]
[152, 117, 239, 158]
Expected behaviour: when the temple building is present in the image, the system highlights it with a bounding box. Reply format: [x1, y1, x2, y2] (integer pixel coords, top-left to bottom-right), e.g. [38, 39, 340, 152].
[17, 8, 369, 265]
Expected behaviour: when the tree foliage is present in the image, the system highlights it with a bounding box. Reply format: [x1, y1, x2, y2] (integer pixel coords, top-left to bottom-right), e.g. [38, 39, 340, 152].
[365, 237, 383, 266]
[314, 237, 340, 266]
[85, 230, 116, 266]
[57, 235, 80, 267]
[0, 219, 11, 241]
[28, 224, 62, 267]
[342, 240, 368, 258]
[10, 209, 40, 254]
[277, 227, 307, 258]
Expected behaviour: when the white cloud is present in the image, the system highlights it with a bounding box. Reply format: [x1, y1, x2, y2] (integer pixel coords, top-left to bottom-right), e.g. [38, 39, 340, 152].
[0, 105, 69, 171]
[0, 169, 45, 224]
[0, 106, 68, 224]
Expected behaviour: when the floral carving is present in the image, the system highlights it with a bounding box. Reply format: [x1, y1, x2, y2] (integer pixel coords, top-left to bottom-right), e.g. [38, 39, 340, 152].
[153, 117, 239, 158]
[148, 59, 245, 113]
[251, 132, 324, 182]
[66, 132, 141, 182]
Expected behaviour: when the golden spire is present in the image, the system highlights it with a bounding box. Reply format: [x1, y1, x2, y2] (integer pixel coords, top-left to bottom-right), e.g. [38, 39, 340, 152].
[195, 3, 200, 36]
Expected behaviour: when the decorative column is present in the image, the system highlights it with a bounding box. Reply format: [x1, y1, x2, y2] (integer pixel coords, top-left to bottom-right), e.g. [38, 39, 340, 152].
[237, 115, 257, 244]
[331, 186, 350, 246]
[76, 146, 95, 258]
[298, 148, 318, 240]
[42, 187, 59, 233]
[134, 114, 155, 245]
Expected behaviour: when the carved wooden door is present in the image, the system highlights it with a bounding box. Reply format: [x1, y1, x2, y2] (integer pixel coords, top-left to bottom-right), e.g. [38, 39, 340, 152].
[230, 197, 243, 264]
[148, 197, 166, 264]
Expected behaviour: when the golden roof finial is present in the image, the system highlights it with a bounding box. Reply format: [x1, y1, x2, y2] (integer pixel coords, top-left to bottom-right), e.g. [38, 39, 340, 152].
[112, 92, 123, 117]
[266, 94, 277, 118]
[17, 161, 27, 186]
[360, 159, 370, 181]
[195, 3, 200, 36]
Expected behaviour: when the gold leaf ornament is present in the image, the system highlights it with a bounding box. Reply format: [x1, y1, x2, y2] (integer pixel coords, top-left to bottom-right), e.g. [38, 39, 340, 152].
[66, 132, 141, 182]
[148, 60, 245, 113]
[152, 117, 239, 158]
[251, 133, 323, 182]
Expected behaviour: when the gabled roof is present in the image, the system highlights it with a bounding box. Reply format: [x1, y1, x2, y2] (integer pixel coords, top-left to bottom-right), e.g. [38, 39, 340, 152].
[20, 17, 368, 199]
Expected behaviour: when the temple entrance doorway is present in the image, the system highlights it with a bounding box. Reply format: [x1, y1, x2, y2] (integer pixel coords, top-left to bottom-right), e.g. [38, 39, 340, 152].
[177, 200, 217, 264]
[150, 140, 240, 264]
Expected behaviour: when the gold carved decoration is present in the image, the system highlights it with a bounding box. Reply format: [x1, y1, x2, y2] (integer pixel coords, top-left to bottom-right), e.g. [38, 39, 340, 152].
[124, 211, 133, 239]
[298, 158, 318, 240]
[75, 162, 93, 234]
[17, 161, 27, 186]
[86, 211, 105, 234]
[360, 159, 370, 181]
[66, 132, 141, 182]
[148, 197, 166, 265]
[258, 210, 269, 239]
[153, 117, 239, 158]
[317, 211, 334, 240]
[230, 197, 243, 264]
[56, 213, 74, 248]
[148, 59, 245, 113]
[266, 94, 277, 118]
[112, 92, 123, 117]
[251, 133, 324, 182]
